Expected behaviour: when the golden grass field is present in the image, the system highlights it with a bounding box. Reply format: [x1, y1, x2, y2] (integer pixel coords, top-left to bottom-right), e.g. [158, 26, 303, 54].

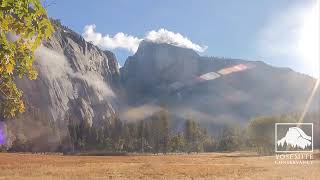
[0, 152, 319, 180]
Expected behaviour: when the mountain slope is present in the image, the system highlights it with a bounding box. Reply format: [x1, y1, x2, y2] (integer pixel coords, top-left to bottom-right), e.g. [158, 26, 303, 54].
[121, 41, 316, 128]
[1, 24, 317, 151]
[2, 20, 121, 151]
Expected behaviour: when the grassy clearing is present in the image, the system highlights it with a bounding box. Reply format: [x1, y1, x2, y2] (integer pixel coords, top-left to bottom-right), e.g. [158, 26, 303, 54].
[0, 152, 319, 180]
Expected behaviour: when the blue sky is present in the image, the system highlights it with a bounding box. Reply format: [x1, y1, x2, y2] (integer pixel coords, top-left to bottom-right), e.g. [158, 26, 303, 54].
[46, 0, 319, 77]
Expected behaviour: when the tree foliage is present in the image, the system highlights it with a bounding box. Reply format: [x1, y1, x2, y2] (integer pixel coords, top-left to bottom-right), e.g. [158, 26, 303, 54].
[0, 0, 53, 118]
[184, 118, 213, 153]
[246, 114, 296, 154]
[65, 112, 215, 154]
[216, 124, 244, 151]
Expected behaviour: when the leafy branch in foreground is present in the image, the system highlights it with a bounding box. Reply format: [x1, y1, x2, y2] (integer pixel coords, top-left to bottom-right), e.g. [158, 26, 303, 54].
[0, 0, 53, 118]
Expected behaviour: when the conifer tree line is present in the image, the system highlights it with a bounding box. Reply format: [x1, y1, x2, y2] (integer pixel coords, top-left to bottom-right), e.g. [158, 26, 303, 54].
[66, 109, 215, 154]
[65, 111, 319, 154]
[3, 107, 318, 154]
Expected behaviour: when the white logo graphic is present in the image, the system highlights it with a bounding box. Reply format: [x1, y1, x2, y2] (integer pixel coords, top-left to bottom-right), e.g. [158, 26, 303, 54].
[277, 127, 311, 149]
[275, 123, 313, 153]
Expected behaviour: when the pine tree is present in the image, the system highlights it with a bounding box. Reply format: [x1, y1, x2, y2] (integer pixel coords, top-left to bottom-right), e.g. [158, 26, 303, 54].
[121, 122, 130, 152]
[160, 109, 170, 154]
[184, 119, 196, 153]
[138, 120, 145, 153]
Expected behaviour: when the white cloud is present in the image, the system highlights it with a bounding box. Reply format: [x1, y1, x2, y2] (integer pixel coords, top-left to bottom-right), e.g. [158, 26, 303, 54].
[145, 28, 207, 52]
[82, 25, 207, 53]
[82, 25, 142, 53]
[258, 2, 319, 77]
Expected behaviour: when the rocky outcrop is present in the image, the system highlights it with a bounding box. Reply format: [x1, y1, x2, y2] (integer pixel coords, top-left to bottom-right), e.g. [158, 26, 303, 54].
[2, 20, 120, 151]
[121, 41, 200, 102]
[121, 41, 317, 130]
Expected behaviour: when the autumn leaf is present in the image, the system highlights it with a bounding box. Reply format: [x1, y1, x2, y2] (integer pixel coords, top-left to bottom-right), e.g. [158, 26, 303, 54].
[6, 63, 14, 74]
[0, 0, 53, 118]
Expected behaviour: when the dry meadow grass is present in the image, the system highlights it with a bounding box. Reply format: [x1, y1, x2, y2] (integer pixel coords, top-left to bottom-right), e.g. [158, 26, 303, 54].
[0, 152, 319, 180]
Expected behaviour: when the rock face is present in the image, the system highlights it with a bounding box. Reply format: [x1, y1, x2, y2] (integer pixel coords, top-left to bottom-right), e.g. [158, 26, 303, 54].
[121, 41, 200, 102]
[2, 20, 121, 150]
[1, 23, 318, 151]
[121, 41, 317, 129]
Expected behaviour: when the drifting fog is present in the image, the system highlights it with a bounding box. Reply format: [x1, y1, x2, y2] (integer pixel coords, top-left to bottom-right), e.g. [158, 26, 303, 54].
[35, 46, 115, 99]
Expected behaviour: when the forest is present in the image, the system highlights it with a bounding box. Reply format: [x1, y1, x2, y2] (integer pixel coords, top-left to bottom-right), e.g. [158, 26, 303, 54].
[4, 104, 318, 155]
